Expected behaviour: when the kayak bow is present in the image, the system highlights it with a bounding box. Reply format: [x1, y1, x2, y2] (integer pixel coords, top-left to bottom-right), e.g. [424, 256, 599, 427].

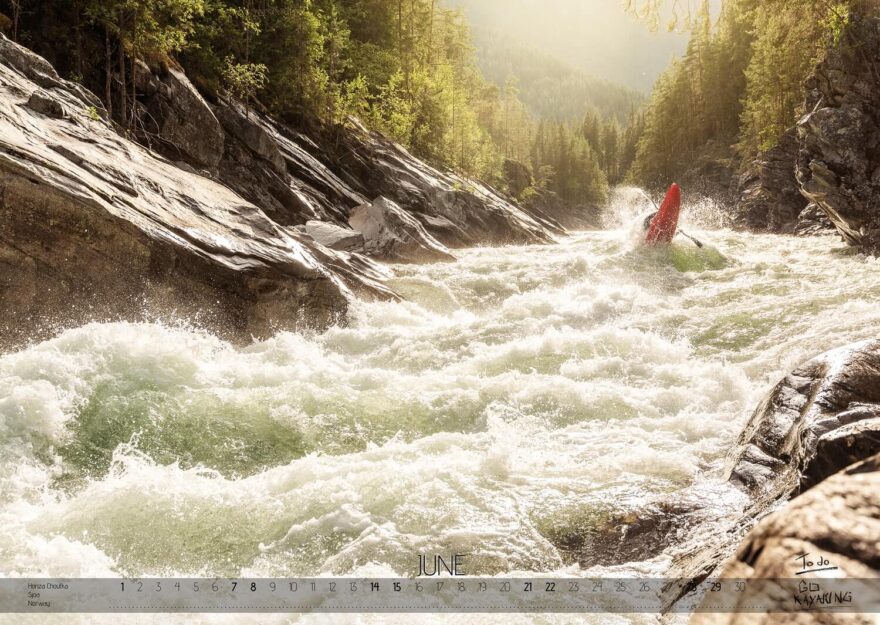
[644, 183, 681, 245]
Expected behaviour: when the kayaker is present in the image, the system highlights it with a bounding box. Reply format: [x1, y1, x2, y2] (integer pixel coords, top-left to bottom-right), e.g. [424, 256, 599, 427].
[641, 184, 704, 247]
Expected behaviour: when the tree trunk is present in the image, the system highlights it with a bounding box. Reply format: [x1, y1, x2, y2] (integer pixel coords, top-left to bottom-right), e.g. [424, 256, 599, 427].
[131, 55, 137, 131]
[11, 0, 20, 42]
[428, 0, 435, 65]
[75, 12, 83, 79]
[407, 0, 414, 94]
[118, 14, 127, 128]
[130, 10, 139, 131]
[104, 27, 113, 118]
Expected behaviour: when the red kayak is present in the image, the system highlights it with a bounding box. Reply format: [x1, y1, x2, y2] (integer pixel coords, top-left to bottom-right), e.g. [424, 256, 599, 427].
[645, 183, 681, 244]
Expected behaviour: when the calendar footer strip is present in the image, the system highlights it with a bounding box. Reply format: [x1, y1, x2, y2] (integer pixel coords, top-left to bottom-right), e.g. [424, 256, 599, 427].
[2, 577, 877, 613]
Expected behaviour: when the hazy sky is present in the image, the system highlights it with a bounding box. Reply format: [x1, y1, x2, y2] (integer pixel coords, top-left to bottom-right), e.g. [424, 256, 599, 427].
[448, 0, 691, 92]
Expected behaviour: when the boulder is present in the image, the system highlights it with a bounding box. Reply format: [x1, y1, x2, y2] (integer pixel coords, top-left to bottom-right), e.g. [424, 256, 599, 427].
[691, 454, 880, 623]
[300, 220, 364, 252]
[794, 202, 836, 236]
[0, 32, 65, 90]
[135, 62, 225, 169]
[0, 35, 394, 351]
[796, 14, 880, 251]
[735, 127, 808, 232]
[661, 341, 880, 610]
[727, 340, 880, 497]
[26, 88, 66, 118]
[349, 196, 456, 263]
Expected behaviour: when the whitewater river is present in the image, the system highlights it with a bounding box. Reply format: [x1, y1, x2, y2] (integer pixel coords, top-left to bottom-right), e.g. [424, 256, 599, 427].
[3, 195, 880, 624]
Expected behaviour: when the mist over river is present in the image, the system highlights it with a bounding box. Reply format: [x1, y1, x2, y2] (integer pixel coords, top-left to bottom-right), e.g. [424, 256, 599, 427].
[3, 193, 880, 624]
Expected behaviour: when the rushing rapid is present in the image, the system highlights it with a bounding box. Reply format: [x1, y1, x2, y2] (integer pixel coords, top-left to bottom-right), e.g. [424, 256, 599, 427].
[3, 192, 880, 624]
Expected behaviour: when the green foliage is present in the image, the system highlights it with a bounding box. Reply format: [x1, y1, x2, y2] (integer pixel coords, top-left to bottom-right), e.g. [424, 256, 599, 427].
[631, 0, 869, 187]
[220, 55, 267, 107]
[738, 1, 827, 155]
[85, 0, 206, 58]
[823, 3, 852, 44]
[11, 0, 639, 211]
[531, 120, 609, 206]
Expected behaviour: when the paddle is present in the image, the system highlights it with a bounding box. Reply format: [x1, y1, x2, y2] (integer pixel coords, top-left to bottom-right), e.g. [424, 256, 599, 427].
[677, 229, 705, 248]
[638, 189, 704, 248]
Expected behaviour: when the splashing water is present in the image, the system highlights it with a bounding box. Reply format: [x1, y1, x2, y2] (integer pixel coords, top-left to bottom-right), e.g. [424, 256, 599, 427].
[2, 198, 880, 624]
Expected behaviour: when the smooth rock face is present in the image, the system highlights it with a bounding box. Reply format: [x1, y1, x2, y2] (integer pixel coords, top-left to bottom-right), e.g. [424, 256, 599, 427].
[727, 340, 880, 497]
[212, 98, 286, 174]
[204, 106, 557, 249]
[211, 105, 368, 227]
[0, 35, 393, 350]
[735, 127, 808, 232]
[349, 197, 456, 263]
[691, 454, 880, 624]
[136, 63, 225, 169]
[334, 122, 554, 248]
[523, 190, 599, 231]
[0, 34, 104, 114]
[301, 220, 365, 252]
[796, 15, 880, 251]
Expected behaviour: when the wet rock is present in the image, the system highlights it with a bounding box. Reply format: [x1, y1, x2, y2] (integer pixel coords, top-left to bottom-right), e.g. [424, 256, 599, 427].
[541, 499, 702, 569]
[207, 109, 557, 247]
[794, 202, 836, 236]
[735, 127, 808, 232]
[333, 121, 554, 248]
[796, 14, 880, 251]
[0, 34, 104, 113]
[349, 197, 456, 263]
[728, 340, 880, 497]
[662, 341, 880, 610]
[135, 62, 224, 169]
[691, 454, 880, 623]
[802, 413, 880, 492]
[299, 220, 364, 252]
[26, 88, 66, 118]
[0, 35, 394, 351]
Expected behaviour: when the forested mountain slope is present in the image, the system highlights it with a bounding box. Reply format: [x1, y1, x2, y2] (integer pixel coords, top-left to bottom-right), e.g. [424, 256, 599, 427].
[471, 29, 644, 124]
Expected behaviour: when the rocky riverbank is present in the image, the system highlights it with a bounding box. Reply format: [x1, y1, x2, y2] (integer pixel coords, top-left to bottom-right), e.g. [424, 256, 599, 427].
[733, 14, 880, 249]
[0, 34, 557, 350]
[666, 341, 880, 614]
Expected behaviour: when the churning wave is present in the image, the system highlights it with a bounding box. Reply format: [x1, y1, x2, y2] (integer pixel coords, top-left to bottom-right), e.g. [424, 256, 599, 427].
[3, 205, 880, 624]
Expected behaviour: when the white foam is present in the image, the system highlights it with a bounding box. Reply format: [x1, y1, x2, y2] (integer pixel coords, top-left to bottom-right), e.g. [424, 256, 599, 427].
[2, 214, 880, 625]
